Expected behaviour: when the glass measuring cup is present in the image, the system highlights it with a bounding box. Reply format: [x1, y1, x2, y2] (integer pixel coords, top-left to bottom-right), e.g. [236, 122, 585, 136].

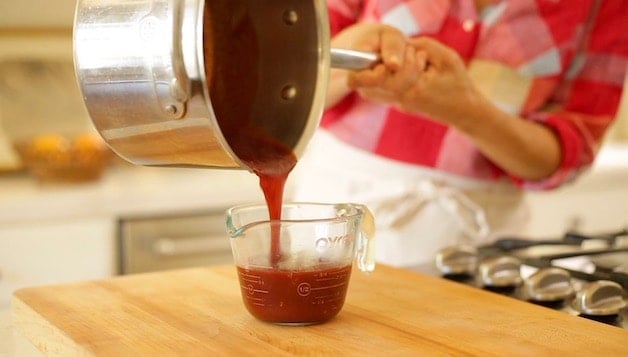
[226, 202, 376, 325]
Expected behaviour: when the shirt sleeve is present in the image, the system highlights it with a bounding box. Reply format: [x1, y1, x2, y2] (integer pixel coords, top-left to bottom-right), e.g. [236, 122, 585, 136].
[511, 3, 628, 191]
[514, 85, 626, 191]
[327, 0, 363, 35]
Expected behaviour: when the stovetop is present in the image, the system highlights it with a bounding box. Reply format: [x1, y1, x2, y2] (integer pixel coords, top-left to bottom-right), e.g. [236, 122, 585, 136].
[410, 229, 628, 329]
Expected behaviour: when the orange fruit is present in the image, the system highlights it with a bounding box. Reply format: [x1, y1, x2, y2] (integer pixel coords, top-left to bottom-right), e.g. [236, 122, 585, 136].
[30, 134, 69, 162]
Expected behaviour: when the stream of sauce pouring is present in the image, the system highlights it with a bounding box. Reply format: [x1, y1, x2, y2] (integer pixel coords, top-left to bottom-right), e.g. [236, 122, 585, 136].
[204, 1, 298, 266]
[227, 129, 297, 266]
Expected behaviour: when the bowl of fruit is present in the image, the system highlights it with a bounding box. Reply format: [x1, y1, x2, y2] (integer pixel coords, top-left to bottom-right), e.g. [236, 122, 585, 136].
[15, 133, 112, 183]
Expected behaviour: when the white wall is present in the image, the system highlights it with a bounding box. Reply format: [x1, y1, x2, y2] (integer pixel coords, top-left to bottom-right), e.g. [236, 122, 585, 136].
[524, 145, 628, 237]
[0, 0, 76, 29]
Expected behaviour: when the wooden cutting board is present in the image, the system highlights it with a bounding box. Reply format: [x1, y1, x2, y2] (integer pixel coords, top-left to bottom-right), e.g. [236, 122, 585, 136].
[12, 264, 628, 356]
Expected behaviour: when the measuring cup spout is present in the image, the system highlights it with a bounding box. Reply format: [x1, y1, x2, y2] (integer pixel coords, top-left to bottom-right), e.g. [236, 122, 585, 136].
[225, 210, 239, 238]
[225, 206, 256, 239]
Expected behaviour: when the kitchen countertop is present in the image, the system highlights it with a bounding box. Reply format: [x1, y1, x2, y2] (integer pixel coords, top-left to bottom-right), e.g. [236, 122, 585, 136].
[0, 163, 265, 226]
[0, 308, 42, 356]
[10, 264, 628, 356]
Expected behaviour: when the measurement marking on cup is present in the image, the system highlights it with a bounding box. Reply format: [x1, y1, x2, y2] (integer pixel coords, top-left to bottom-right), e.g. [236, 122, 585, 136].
[240, 273, 263, 284]
[316, 275, 348, 282]
[312, 292, 344, 305]
[297, 282, 346, 297]
[247, 296, 265, 302]
[244, 295, 269, 307]
[241, 284, 269, 295]
[311, 282, 346, 291]
[314, 293, 343, 301]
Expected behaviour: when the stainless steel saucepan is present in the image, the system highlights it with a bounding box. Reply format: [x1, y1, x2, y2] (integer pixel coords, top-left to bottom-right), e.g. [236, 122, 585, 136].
[73, 0, 378, 170]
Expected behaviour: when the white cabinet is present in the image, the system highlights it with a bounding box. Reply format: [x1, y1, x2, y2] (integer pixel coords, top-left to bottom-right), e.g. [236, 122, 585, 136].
[0, 218, 116, 308]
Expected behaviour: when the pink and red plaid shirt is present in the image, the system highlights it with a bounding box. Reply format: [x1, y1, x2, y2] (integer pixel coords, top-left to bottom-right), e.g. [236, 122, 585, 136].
[323, 0, 628, 190]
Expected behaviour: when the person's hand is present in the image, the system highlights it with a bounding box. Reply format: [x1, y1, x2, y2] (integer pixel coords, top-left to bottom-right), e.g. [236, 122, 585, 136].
[332, 23, 407, 71]
[325, 23, 409, 108]
[348, 45, 428, 106]
[348, 36, 487, 129]
[399, 37, 484, 127]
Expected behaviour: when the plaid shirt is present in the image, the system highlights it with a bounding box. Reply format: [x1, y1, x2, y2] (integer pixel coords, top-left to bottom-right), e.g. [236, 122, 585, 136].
[323, 0, 628, 190]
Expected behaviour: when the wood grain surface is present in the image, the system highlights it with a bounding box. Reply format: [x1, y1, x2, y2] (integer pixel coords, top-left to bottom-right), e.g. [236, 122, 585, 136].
[12, 264, 628, 356]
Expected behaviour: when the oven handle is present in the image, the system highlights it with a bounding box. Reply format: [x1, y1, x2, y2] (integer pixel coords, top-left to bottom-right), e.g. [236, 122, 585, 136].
[152, 236, 231, 256]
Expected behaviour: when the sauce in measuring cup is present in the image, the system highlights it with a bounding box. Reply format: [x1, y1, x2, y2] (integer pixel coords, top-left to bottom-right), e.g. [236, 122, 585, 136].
[237, 265, 352, 324]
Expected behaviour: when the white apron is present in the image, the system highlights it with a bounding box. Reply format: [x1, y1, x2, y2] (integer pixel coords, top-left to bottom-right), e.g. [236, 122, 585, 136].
[287, 130, 529, 268]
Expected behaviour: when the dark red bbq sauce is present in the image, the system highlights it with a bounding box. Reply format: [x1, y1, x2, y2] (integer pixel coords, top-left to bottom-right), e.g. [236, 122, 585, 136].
[236, 264, 352, 324]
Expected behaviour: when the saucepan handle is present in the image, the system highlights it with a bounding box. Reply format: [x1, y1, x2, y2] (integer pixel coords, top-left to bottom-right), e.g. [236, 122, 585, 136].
[330, 48, 381, 70]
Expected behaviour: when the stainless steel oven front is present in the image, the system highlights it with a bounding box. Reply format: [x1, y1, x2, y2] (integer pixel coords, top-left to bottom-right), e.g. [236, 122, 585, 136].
[118, 209, 233, 274]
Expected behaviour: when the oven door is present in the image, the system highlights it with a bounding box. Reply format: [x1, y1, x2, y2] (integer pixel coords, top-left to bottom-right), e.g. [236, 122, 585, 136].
[118, 210, 233, 274]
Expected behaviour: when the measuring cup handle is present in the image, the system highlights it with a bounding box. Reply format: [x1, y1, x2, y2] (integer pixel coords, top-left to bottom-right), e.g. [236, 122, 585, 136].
[356, 205, 377, 273]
